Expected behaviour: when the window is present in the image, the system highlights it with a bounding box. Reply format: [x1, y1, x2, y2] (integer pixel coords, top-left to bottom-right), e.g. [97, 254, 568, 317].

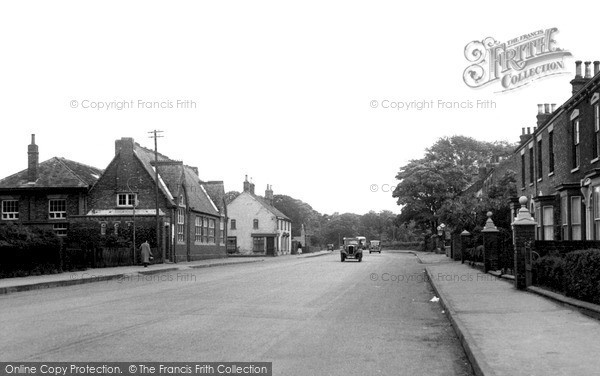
[208, 219, 215, 243]
[177, 207, 185, 243]
[561, 196, 568, 240]
[571, 196, 582, 240]
[543, 206, 554, 240]
[48, 199, 67, 219]
[219, 219, 225, 244]
[230, 219, 236, 230]
[548, 130, 555, 173]
[521, 154, 526, 188]
[202, 217, 209, 242]
[117, 193, 136, 207]
[529, 147, 534, 184]
[572, 118, 580, 169]
[53, 223, 68, 236]
[595, 104, 600, 160]
[253, 237, 265, 252]
[594, 187, 600, 240]
[1, 200, 19, 220]
[537, 139, 543, 179]
[535, 206, 541, 239]
[195, 216, 202, 242]
[253, 219, 259, 229]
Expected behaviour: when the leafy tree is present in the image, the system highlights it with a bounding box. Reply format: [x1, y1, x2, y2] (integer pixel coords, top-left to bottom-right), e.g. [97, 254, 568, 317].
[392, 135, 516, 233]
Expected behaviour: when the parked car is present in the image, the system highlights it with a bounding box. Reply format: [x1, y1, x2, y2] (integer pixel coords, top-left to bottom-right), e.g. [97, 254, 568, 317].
[369, 240, 381, 254]
[327, 243, 335, 251]
[341, 237, 363, 262]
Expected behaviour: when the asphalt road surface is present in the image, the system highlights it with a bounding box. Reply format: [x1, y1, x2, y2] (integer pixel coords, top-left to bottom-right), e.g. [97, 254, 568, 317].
[0, 251, 473, 376]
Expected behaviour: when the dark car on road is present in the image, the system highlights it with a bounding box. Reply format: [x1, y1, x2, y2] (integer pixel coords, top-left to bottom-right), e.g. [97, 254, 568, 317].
[369, 240, 381, 253]
[341, 237, 364, 262]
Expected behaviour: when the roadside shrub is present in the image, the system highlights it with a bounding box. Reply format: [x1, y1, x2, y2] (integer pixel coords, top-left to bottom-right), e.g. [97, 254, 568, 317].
[532, 255, 565, 293]
[563, 249, 600, 305]
[0, 224, 62, 278]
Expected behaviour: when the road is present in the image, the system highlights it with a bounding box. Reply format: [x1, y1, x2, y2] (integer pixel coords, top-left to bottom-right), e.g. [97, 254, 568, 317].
[0, 251, 472, 376]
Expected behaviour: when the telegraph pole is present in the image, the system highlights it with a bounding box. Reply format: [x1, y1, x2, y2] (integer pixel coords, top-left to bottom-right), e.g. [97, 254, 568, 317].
[149, 130, 164, 261]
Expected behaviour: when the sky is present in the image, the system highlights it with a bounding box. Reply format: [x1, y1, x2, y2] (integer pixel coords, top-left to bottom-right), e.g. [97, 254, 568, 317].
[1, 1, 598, 215]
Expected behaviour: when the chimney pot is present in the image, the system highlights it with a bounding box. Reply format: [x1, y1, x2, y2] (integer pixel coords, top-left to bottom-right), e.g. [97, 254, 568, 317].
[585, 61, 592, 78]
[527, 127, 531, 134]
[522, 127, 525, 135]
[537, 104, 543, 114]
[544, 103, 550, 113]
[575, 61, 583, 78]
[594, 61, 600, 76]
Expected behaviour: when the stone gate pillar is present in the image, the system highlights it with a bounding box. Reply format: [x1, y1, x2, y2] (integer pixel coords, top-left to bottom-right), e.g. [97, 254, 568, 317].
[482, 211, 500, 273]
[512, 196, 536, 290]
[460, 230, 471, 264]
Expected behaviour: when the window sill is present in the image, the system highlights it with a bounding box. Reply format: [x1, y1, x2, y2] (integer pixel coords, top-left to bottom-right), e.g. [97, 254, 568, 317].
[537, 178, 543, 183]
[548, 172, 554, 177]
[571, 167, 580, 173]
[520, 187, 526, 191]
[592, 157, 600, 164]
[529, 183, 534, 187]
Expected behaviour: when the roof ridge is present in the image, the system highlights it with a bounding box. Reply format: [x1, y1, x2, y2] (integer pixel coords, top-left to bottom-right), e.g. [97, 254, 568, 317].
[55, 157, 89, 186]
[57, 157, 102, 173]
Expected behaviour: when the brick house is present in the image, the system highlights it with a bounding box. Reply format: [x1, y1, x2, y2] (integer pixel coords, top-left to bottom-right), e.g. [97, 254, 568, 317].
[80, 137, 227, 262]
[227, 176, 292, 255]
[0, 134, 102, 237]
[475, 60, 600, 241]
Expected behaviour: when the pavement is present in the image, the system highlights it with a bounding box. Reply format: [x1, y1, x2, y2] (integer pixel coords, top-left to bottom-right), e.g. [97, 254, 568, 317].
[412, 251, 600, 376]
[0, 250, 331, 295]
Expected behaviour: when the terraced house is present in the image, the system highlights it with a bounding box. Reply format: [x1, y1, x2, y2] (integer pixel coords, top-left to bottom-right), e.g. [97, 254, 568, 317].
[476, 60, 600, 241]
[0, 134, 102, 236]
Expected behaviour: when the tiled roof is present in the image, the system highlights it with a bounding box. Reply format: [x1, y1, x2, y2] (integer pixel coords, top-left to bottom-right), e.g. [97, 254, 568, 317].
[183, 166, 219, 216]
[248, 192, 290, 220]
[202, 181, 226, 213]
[0, 157, 102, 189]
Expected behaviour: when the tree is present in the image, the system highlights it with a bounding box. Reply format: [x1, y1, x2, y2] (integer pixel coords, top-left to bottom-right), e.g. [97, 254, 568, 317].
[392, 135, 516, 234]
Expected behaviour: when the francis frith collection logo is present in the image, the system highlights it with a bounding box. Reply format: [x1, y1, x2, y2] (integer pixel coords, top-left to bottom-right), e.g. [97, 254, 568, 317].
[463, 27, 572, 92]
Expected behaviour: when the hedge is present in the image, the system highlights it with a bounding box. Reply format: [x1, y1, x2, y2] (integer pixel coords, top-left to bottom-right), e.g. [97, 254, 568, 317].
[564, 249, 600, 305]
[0, 224, 62, 278]
[533, 249, 600, 305]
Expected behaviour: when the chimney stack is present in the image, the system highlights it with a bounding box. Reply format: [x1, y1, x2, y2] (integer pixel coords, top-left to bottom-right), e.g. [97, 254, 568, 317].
[243, 175, 251, 193]
[519, 127, 530, 144]
[585, 61, 592, 78]
[115, 137, 134, 156]
[571, 60, 589, 94]
[537, 104, 552, 127]
[27, 134, 39, 183]
[265, 184, 274, 205]
[594, 61, 600, 76]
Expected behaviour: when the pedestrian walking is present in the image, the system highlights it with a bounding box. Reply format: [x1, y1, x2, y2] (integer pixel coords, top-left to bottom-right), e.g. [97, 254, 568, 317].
[140, 240, 153, 267]
[297, 243, 303, 255]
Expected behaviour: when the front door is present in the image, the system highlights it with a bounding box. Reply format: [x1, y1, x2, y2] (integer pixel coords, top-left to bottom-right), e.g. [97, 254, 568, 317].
[266, 237, 275, 256]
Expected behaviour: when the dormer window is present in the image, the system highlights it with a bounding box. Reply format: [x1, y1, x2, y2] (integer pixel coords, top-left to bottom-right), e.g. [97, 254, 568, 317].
[179, 194, 185, 206]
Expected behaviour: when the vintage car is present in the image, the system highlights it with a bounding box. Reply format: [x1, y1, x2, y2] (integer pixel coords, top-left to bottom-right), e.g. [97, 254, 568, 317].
[369, 240, 381, 253]
[327, 243, 335, 251]
[341, 237, 364, 262]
